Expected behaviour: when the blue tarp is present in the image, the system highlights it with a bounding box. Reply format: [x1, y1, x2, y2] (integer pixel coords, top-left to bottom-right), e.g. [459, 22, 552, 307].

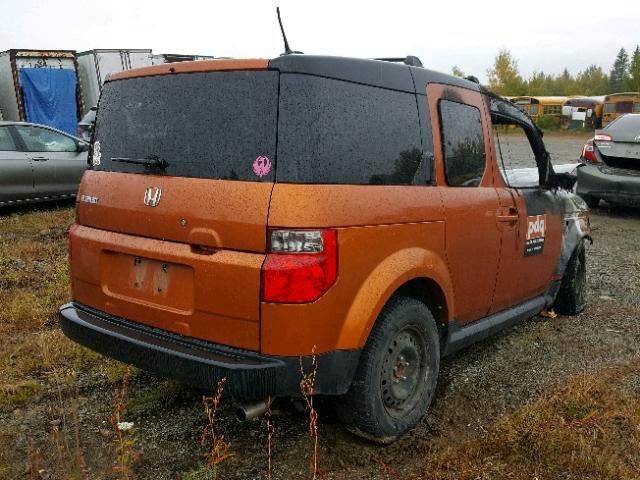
[19, 68, 78, 135]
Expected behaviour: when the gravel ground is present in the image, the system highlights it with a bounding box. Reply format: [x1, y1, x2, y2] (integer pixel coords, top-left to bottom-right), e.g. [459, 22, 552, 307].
[3, 134, 639, 479]
[145, 203, 638, 480]
[495, 130, 590, 168]
[55, 203, 636, 480]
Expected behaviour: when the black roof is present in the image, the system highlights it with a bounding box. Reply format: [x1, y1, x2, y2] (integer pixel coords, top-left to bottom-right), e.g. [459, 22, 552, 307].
[268, 55, 480, 94]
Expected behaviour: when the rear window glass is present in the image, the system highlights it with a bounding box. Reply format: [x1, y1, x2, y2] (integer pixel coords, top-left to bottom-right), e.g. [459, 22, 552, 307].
[276, 74, 424, 185]
[439, 100, 486, 187]
[605, 114, 640, 131]
[93, 71, 278, 181]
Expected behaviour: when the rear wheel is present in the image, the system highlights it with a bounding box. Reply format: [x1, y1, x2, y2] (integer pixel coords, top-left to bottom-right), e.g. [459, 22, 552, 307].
[581, 195, 600, 209]
[335, 296, 440, 443]
[554, 241, 587, 315]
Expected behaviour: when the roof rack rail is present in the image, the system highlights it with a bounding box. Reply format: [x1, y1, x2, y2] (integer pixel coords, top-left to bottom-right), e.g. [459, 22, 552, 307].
[375, 55, 423, 68]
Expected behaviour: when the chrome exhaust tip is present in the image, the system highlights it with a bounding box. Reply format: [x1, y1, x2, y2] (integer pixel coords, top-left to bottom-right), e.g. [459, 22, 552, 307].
[236, 398, 273, 422]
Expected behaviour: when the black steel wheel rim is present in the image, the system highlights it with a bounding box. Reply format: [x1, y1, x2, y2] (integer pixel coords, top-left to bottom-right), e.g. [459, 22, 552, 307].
[380, 325, 429, 418]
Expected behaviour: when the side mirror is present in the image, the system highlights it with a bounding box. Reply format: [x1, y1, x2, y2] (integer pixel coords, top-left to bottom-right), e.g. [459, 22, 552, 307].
[77, 142, 90, 152]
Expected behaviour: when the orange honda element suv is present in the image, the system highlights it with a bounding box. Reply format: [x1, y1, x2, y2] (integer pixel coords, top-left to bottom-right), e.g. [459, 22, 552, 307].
[60, 55, 591, 442]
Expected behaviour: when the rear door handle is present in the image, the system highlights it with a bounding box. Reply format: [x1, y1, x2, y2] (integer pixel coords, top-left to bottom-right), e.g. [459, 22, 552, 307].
[32, 156, 49, 162]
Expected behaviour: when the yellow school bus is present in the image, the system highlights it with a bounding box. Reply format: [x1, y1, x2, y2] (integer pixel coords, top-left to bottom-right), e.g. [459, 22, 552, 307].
[562, 97, 604, 129]
[511, 96, 570, 119]
[602, 93, 640, 126]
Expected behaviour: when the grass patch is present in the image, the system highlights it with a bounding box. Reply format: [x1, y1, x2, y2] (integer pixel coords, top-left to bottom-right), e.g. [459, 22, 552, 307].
[0, 426, 21, 478]
[182, 466, 219, 480]
[422, 360, 640, 479]
[100, 361, 139, 385]
[0, 330, 99, 379]
[0, 203, 75, 236]
[0, 329, 103, 411]
[0, 380, 43, 409]
[126, 380, 185, 416]
[0, 206, 74, 334]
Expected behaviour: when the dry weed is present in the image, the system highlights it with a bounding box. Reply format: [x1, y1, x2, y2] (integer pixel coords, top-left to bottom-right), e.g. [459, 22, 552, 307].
[109, 365, 140, 479]
[299, 347, 319, 480]
[200, 377, 233, 466]
[264, 397, 276, 480]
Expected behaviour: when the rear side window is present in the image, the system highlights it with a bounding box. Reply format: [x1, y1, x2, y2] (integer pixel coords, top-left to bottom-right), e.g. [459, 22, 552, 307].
[0, 127, 16, 151]
[93, 71, 278, 181]
[277, 74, 424, 185]
[617, 101, 633, 113]
[439, 100, 486, 187]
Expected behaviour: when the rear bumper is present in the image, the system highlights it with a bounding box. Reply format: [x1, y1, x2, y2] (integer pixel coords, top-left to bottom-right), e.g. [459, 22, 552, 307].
[577, 164, 640, 205]
[59, 302, 360, 398]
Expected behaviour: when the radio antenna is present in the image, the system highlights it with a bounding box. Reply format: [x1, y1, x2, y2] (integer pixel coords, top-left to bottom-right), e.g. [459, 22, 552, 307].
[277, 7, 302, 55]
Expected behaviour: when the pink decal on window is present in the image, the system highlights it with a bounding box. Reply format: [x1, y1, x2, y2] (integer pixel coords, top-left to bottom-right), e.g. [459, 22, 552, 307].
[253, 156, 272, 177]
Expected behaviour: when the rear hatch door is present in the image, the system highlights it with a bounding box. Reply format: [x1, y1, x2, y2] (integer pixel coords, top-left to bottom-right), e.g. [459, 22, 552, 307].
[73, 68, 278, 351]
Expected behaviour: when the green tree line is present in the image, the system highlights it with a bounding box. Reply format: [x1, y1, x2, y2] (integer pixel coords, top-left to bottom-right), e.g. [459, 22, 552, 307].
[452, 46, 640, 96]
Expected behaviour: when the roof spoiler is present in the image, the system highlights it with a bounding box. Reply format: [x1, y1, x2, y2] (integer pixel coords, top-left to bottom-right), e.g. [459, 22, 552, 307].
[375, 56, 423, 68]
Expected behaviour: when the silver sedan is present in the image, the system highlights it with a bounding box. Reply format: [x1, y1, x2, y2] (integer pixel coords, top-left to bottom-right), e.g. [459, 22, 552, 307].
[577, 114, 640, 208]
[0, 121, 89, 207]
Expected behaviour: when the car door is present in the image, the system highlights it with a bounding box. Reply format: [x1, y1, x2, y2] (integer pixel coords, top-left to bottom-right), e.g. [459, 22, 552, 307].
[0, 125, 35, 203]
[488, 124, 564, 313]
[425, 84, 501, 325]
[13, 124, 87, 198]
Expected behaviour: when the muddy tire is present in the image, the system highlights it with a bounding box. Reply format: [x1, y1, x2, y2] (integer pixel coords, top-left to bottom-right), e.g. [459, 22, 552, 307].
[581, 195, 600, 209]
[554, 241, 587, 315]
[335, 296, 440, 443]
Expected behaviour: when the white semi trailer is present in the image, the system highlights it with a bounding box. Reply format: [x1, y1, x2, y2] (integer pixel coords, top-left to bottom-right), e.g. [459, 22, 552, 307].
[77, 49, 154, 114]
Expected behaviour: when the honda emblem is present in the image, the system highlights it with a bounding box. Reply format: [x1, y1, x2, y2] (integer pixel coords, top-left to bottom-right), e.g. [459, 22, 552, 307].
[143, 187, 162, 207]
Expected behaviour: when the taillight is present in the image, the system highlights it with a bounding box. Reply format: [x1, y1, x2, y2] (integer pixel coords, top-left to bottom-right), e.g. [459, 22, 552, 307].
[262, 229, 338, 303]
[581, 141, 599, 163]
[594, 133, 612, 142]
[68, 223, 80, 260]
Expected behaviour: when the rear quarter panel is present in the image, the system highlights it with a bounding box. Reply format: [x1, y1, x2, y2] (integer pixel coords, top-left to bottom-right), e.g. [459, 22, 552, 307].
[262, 184, 453, 356]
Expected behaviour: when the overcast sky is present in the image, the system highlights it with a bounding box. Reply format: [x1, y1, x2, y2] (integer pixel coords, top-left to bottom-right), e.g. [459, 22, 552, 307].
[1, 0, 639, 83]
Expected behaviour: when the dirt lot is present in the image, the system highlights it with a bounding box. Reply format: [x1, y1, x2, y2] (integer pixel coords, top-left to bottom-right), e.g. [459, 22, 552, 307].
[1, 134, 639, 479]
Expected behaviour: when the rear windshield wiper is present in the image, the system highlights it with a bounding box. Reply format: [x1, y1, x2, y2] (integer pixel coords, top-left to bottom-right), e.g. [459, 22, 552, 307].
[111, 155, 169, 170]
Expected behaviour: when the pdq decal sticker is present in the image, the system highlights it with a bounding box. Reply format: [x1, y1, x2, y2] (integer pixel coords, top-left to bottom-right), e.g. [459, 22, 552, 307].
[525, 214, 546, 257]
[92, 141, 102, 166]
[253, 155, 272, 177]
